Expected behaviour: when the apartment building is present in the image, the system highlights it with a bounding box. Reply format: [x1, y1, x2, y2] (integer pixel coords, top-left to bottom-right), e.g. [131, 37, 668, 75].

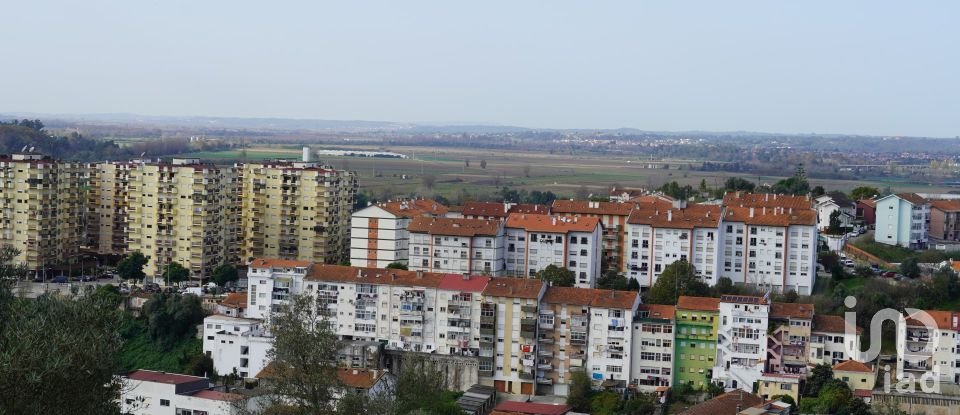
[239, 161, 357, 265]
[631, 304, 675, 392]
[460, 201, 548, 220]
[896, 309, 959, 384]
[766, 302, 813, 375]
[479, 278, 547, 395]
[537, 287, 593, 396]
[202, 314, 272, 380]
[810, 314, 863, 366]
[814, 192, 856, 231]
[126, 158, 234, 279]
[504, 213, 602, 288]
[625, 203, 722, 288]
[407, 217, 506, 276]
[85, 161, 134, 256]
[244, 258, 312, 320]
[120, 370, 241, 415]
[303, 264, 444, 353]
[929, 200, 960, 243]
[675, 296, 720, 389]
[0, 153, 84, 275]
[875, 193, 931, 249]
[719, 205, 818, 295]
[552, 200, 637, 275]
[350, 199, 448, 268]
[713, 295, 770, 392]
[586, 289, 642, 390]
[435, 274, 492, 357]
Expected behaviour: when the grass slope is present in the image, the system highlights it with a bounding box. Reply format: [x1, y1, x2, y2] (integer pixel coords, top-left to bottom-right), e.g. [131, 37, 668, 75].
[118, 317, 203, 373]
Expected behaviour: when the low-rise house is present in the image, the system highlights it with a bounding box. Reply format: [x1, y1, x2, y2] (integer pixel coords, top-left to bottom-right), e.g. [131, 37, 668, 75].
[833, 360, 876, 402]
[814, 192, 856, 231]
[203, 314, 272, 380]
[809, 314, 863, 366]
[216, 292, 247, 318]
[119, 370, 243, 415]
[856, 199, 877, 227]
[335, 368, 393, 399]
[757, 373, 801, 403]
[676, 390, 763, 415]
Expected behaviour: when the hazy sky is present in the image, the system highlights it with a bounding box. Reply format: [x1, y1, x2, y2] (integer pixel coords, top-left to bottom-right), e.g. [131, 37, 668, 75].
[1, 1, 957, 136]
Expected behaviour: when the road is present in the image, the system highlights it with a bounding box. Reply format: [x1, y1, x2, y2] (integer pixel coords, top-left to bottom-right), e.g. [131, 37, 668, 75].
[12, 278, 121, 298]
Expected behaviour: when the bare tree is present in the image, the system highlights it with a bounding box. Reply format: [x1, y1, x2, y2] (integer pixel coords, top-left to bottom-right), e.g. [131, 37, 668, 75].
[480, 159, 487, 169]
[422, 174, 437, 190]
[523, 164, 531, 178]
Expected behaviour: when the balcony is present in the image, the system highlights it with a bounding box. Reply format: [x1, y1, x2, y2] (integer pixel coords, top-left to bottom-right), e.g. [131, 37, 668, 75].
[521, 305, 538, 314]
[536, 377, 553, 385]
[519, 371, 534, 380]
[480, 327, 495, 336]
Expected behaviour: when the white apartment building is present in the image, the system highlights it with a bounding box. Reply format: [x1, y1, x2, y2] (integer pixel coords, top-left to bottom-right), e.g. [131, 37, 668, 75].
[631, 304, 675, 392]
[435, 275, 492, 357]
[302, 265, 444, 353]
[407, 217, 506, 276]
[202, 315, 272, 381]
[896, 310, 959, 384]
[504, 213, 602, 288]
[625, 203, 722, 288]
[120, 370, 242, 415]
[875, 193, 931, 249]
[719, 206, 818, 295]
[479, 278, 548, 395]
[587, 290, 641, 390]
[713, 295, 771, 392]
[350, 199, 448, 268]
[810, 314, 864, 366]
[244, 258, 312, 320]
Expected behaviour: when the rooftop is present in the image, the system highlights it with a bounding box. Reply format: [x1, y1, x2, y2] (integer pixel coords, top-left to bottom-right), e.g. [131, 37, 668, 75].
[437, 274, 491, 293]
[376, 198, 449, 218]
[905, 309, 959, 331]
[677, 390, 763, 415]
[638, 303, 676, 320]
[894, 192, 928, 205]
[220, 292, 247, 309]
[126, 370, 207, 385]
[722, 192, 813, 210]
[407, 216, 502, 237]
[812, 314, 862, 334]
[305, 264, 445, 288]
[481, 278, 545, 299]
[677, 296, 721, 311]
[189, 389, 244, 401]
[249, 258, 312, 269]
[462, 201, 549, 218]
[833, 359, 873, 373]
[626, 203, 721, 229]
[720, 294, 768, 305]
[505, 213, 600, 233]
[931, 200, 960, 212]
[541, 286, 639, 310]
[551, 199, 635, 216]
[722, 205, 817, 226]
[770, 302, 814, 320]
[492, 401, 572, 415]
[337, 368, 388, 389]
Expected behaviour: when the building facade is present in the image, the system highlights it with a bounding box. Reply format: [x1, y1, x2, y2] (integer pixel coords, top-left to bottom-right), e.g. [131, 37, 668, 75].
[407, 217, 506, 276]
[504, 213, 602, 288]
[712, 295, 770, 392]
[0, 153, 84, 275]
[349, 199, 447, 268]
[631, 304, 676, 392]
[625, 203, 722, 288]
[85, 161, 134, 256]
[479, 278, 547, 395]
[766, 302, 814, 375]
[552, 200, 637, 275]
[675, 296, 720, 389]
[875, 193, 930, 249]
[202, 314, 272, 380]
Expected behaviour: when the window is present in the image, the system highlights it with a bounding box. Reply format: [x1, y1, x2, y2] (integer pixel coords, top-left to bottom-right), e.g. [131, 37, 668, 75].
[160, 399, 170, 407]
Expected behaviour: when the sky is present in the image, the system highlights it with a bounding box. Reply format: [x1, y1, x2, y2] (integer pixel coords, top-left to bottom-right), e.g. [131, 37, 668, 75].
[1, 1, 957, 137]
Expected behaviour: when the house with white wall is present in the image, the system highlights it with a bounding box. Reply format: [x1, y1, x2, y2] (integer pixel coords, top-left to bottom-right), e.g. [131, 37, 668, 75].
[875, 193, 931, 249]
[504, 213, 602, 288]
[245, 258, 312, 320]
[120, 370, 243, 415]
[407, 217, 506, 276]
[202, 314, 272, 380]
[713, 295, 771, 392]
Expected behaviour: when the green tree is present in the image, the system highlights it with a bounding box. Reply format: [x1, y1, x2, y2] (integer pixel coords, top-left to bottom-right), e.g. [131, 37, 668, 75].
[770, 175, 810, 196]
[352, 192, 370, 211]
[566, 369, 593, 412]
[256, 294, 341, 414]
[161, 261, 190, 284]
[849, 186, 880, 201]
[590, 391, 620, 415]
[699, 178, 708, 194]
[646, 260, 709, 305]
[900, 257, 921, 278]
[804, 363, 834, 397]
[597, 270, 630, 290]
[537, 264, 575, 287]
[713, 276, 738, 296]
[90, 284, 123, 308]
[187, 353, 216, 378]
[622, 392, 657, 415]
[0, 262, 124, 413]
[811, 185, 826, 197]
[723, 177, 756, 192]
[117, 251, 149, 281]
[211, 264, 239, 287]
[853, 265, 873, 279]
[142, 292, 205, 350]
[385, 262, 408, 270]
[827, 210, 843, 235]
[387, 357, 461, 415]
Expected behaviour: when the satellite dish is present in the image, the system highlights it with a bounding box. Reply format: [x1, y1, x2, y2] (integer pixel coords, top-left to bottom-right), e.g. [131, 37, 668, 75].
[28, 146, 34, 152]
[20, 145, 27, 152]
[140, 152, 146, 158]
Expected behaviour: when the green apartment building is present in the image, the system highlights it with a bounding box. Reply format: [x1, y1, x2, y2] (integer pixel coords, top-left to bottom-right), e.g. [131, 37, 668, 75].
[674, 296, 721, 389]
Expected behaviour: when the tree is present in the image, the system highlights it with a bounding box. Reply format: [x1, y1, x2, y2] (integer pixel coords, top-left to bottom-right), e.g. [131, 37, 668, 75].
[566, 369, 593, 412]
[647, 260, 709, 304]
[385, 262, 408, 270]
[590, 391, 620, 415]
[622, 392, 657, 415]
[596, 270, 630, 291]
[900, 257, 921, 278]
[575, 185, 590, 200]
[161, 261, 190, 284]
[387, 357, 461, 414]
[352, 192, 370, 211]
[142, 292, 205, 350]
[187, 353, 216, 378]
[849, 186, 880, 201]
[90, 284, 123, 308]
[804, 363, 834, 397]
[256, 294, 341, 414]
[464, 159, 470, 168]
[713, 277, 738, 296]
[117, 251, 149, 281]
[811, 185, 826, 197]
[480, 159, 487, 169]
[770, 175, 810, 196]
[538, 264, 575, 287]
[422, 174, 437, 190]
[211, 264, 239, 287]
[699, 178, 708, 194]
[0, 268, 124, 413]
[853, 265, 872, 279]
[723, 177, 756, 193]
[523, 164, 531, 177]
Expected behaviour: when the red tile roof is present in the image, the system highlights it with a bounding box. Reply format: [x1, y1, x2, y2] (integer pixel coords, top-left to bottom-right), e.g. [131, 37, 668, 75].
[858, 199, 877, 208]
[543, 286, 595, 306]
[407, 216, 502, 237]
[722, 192, 813, 209]
[492, 401, 572, 415]
[305, 264, 445, 288]
[591, 289, 641, 310]
[812, 314, 863, 334]
[126, 370, 207, 385]
[931, 200, 960, 212]
[627, 204, 721, 229]
[437, 275, 491, 293]
[677, 296, 720, 311]
[551, 200, 635, 216]
[248, 258, 312, 269]
[462, 201, 549, 218]
[337, 368, 387, 389]
[376, 199, 449, 218]
[895, 193, 928, 205]
[677, 391, 763, 415]
[190, 389, 244, 401]
[720, 294, 767, 305]
[505, 213, 600, 233]
[722, 206, 817, 226]
[854, 389, 873, 398]
[541, 286, 639, 310]
[481, 278, 545, 299]
[905, 310, 959, 331]
[221, 292, 247, 309]
[639, 303, 676, 320]
[770, 302, 814, 320]
[833, 360, 873, 373]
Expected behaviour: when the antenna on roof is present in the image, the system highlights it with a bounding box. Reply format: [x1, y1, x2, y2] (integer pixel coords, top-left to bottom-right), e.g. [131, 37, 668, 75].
[28, 146, 34, 152]
[20, 145, 27, 152]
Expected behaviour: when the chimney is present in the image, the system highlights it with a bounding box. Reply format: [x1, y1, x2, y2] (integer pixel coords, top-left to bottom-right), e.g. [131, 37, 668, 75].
[416, 270, 424, 279]
[762, 207, 766, 215]
[667, 210, 673, 222]
[357, 269, 363, 278]
[552, 217, 557, 226]
[509, 286, 514, 295]
[765, 193, 769, 202]
[352, 369, 358, 375]
[462, 273, 470, 281]
[749, 207, 755, 218]
[391, 273, 397, 281]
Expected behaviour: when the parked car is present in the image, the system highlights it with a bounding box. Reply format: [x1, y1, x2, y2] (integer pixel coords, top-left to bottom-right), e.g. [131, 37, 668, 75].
[52, 276, 68, 284]
[883, 271, 896, 278]
[79, 275, 94, 282]
[842, 259, 855, 267]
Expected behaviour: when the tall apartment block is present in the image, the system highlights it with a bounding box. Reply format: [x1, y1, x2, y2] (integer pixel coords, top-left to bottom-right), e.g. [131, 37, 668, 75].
[126, 158, 235, 279]
[407, 217, 506, 276]
[479, 278, 547, 395]
[631, 304, 676, 392]
[85, 161, 134, 256]
[350, 199, 448, 268]
[504, 213, 602, 288]
[239, 161, 357, 265]
[625, 202, 722, 288]
[0, 153, 84, 275]
[674, 296, 720, 388]
[552, 200, 637, 274]
[712, 295, 770, 392]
